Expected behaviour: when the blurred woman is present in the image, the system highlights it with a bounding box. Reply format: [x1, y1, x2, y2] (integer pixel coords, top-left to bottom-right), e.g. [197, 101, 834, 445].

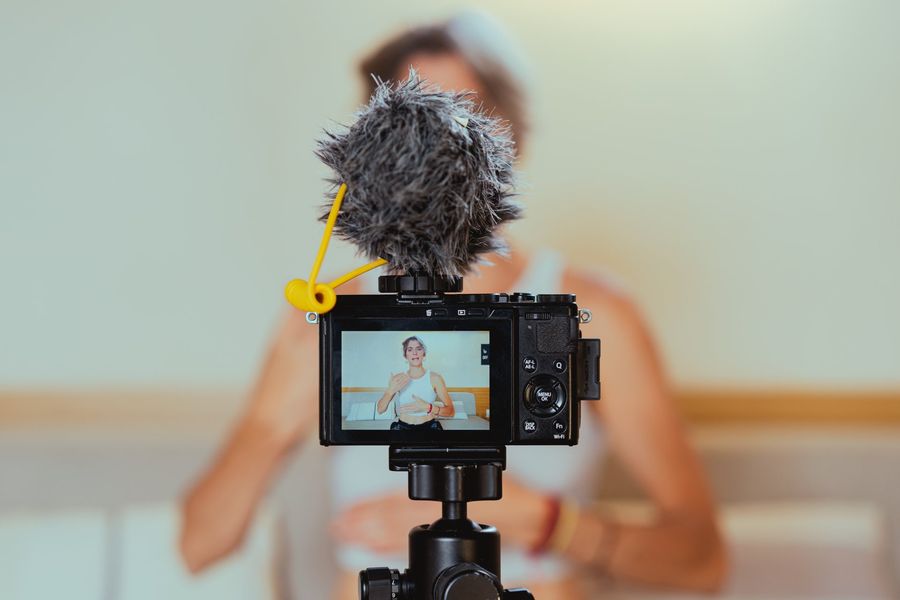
[180, 11, 727, 598]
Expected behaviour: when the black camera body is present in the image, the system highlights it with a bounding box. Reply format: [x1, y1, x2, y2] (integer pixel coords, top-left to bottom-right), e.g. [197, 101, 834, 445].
[319, 289, 600, 448]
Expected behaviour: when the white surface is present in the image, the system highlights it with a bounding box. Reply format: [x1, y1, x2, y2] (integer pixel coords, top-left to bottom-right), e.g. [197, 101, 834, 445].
[1, 501, 892, 600]
[2, 425, 897, 598]
[723, 502, 883, 548]
[599, 501, 893, 600]
[347, 401, 376, 421]
[118, 504, 277, 600]
[0, 510, 106, 600]
[0, 504, 279, 600]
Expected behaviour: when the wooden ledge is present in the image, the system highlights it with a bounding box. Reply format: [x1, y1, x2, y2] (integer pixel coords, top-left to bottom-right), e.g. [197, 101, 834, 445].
[677, 388, 900, 425]
[2, 387, 900, 427]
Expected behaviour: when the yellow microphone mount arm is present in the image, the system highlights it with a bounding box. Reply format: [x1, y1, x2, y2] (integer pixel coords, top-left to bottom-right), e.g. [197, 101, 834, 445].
[284, 183, 387, 315]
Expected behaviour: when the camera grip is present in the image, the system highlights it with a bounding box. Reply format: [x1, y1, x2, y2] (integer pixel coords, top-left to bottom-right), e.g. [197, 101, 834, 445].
[576, 339, 601, 400]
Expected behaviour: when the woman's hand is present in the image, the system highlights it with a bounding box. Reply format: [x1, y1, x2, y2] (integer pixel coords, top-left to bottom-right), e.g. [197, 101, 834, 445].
[469, 477, 552, 549]
[387, 372, 411, 395]
[396, 394, 431, 415]
[331, 476, 551, 554]
[331, 491, 433, 553]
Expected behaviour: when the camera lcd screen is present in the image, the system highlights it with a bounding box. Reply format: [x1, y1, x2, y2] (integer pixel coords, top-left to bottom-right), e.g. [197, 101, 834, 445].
[321, 307, 512, 446]
[340, 331, 491, 432]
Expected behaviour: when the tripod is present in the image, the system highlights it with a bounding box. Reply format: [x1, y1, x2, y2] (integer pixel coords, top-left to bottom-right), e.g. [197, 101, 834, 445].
[358, 446, 535, 600]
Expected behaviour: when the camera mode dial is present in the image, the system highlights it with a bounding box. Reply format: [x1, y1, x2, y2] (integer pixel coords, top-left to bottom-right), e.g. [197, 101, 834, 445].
[523, 375, 567, 417]
[536, 294, 576, 304]
[510, 292, 535, 302]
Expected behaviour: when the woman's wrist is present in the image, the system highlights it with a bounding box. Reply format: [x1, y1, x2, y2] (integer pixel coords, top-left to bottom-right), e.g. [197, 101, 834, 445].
[527, 497, 620, 572]
[506, 489, 556, 551]
[564, 507, 621, 574]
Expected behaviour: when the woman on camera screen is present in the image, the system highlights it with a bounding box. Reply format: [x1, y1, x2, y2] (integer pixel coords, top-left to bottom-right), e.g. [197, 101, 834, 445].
[380, 336, 455, 431]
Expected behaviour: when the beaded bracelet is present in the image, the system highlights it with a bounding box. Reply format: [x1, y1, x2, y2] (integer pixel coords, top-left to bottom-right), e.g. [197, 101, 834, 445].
[548, 499, 580, 554]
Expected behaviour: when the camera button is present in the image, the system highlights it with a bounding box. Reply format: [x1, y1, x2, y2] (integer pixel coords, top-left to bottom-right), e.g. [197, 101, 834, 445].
[535, 387, 555, 407]
[523, 419, 538, 433]
[552, 358, 567, 373]
[524, 375, 567, 417]
[525, 312, 550, 321]
[467, 308, 486, 316]
[523, 356, 537, 373]
[552, 419, 567, 433]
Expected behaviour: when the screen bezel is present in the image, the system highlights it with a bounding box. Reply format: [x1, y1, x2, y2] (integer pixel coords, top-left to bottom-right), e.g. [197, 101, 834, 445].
[323, 317, 512, 445]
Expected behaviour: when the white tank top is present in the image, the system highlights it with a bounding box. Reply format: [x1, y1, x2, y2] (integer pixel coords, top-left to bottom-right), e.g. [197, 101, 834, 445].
[330, 249, 606, 582]
[393, 370, 436, 417]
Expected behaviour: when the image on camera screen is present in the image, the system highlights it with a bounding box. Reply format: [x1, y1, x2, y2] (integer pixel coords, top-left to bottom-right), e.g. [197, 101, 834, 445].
[340, 331, 491, 431]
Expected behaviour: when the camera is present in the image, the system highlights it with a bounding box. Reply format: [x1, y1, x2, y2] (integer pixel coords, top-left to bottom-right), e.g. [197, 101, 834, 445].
[319, 280, 600, 448]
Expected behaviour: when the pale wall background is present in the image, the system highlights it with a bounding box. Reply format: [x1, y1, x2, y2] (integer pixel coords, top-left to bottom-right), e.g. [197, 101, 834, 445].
[2, 0, 899, 392]
[341, 331, 490, 388]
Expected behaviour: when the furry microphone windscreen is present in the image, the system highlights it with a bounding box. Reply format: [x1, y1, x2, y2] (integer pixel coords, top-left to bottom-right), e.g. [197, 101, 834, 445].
[316, 72, 521, 278]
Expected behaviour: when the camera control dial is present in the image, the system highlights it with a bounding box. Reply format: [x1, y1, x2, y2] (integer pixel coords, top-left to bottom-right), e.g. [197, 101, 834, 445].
[523, 375, 567, 417]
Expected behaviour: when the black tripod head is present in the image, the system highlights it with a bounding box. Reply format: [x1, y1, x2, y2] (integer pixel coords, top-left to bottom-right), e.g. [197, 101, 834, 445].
[358, 447, 535, 600]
